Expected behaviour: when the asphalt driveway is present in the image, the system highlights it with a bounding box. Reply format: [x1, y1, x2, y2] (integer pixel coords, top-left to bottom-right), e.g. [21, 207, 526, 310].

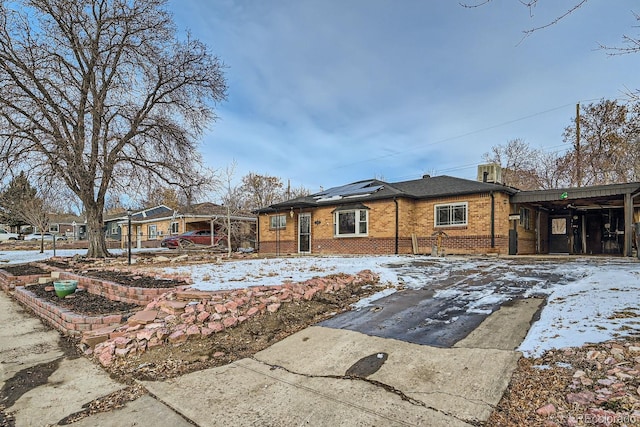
[320, 256, 578, 347]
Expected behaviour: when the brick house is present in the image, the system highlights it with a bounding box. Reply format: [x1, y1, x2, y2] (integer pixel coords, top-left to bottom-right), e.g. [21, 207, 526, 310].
[256, 173, 517, 256]
[256, 167, 640, 257]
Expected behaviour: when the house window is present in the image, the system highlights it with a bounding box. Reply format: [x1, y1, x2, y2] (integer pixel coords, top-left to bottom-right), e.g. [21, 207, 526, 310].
[49, 224, 59, 232]
[170, 222, 179, 234]
[111, 224, 118, 235]
[435, 202, 468, 227]
[520, 207, 531, 230]
[148, 225, 157, 240]
[334, 209, 368, 237]
[270, 215, 286, 230]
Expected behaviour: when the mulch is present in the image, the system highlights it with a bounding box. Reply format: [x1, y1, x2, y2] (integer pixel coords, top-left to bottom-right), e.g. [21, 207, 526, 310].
[2, 261, 188, 315]
[27, 283, 139, 316]
[77, 270, 188, 288]
[1, 264, 50, 276]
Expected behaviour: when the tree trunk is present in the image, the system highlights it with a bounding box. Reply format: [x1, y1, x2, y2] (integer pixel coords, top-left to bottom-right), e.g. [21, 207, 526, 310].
[84, 202, 110, 258]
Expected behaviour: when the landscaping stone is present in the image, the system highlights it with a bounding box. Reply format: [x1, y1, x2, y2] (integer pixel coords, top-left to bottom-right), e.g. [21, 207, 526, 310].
[128, 310, 159, 325]
[84, 270, 380, 367]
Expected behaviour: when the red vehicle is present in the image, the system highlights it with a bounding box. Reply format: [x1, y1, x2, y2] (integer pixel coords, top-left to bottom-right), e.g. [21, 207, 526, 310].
[160, 230, 227, 249]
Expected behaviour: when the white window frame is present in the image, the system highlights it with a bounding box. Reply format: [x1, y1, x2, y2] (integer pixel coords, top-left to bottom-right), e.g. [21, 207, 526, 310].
[148, 224, 158, 240]
[170, 221, 179, 234]
[111, 223, 118, 234]
[434, 202, 468, 227]
[519, 207, 531, 231]
[270, 215, 287, 230]
[334, 209, 368, 237]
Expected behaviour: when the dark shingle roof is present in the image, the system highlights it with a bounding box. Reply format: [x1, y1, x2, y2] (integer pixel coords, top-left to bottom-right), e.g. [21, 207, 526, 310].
[257, 175, 516, 212]
[392, 175, 517, 198]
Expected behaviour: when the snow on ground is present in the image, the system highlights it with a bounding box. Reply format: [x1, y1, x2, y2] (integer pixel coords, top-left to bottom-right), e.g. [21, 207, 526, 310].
[2, 248, 639, 358]
[0, 247, 163, 264]
[163, 255, 412, 290]
[518, 262, 640, 357]
[165, 255, 640, 357]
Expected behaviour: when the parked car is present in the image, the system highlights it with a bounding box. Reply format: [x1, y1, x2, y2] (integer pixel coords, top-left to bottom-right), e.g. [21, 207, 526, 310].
[0, 228, 19, 241]
[160, 230, 227, 249]
[24, 232, 67, 241]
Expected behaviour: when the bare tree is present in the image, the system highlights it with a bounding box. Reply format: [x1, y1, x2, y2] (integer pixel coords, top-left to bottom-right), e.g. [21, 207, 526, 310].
[0, 0, 226, 257]
[536, 150, 573, 189]
[563, 100, 640, 186]
[288, 184, 311, 200]
[18, 196, 51, 253]
[238, 173, 286, 211]
[482, 139, 548, 190]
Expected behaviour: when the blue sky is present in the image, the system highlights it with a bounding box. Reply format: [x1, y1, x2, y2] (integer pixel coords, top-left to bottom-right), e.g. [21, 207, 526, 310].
[167, 1, 640, 193]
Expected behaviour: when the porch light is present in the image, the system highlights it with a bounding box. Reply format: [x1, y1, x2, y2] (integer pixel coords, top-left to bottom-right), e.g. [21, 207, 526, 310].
[289, 208, 294, 218]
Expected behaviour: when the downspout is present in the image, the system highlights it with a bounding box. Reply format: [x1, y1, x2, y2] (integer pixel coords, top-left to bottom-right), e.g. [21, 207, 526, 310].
[393, 198, 399, 254]
[490, 192, 495, 248]
[275, 209, 280, 257]
[256, 214, 260, 253]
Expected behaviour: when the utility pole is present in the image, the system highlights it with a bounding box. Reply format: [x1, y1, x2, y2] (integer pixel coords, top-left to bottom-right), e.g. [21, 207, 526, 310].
[575, 103, 581, 187]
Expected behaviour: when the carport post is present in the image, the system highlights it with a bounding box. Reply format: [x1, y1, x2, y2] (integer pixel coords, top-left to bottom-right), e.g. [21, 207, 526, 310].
[624, 192, 633, 257]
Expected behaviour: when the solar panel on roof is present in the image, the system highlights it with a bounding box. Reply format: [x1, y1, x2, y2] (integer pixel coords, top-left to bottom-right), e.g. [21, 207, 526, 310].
[314, 181, 383, 199]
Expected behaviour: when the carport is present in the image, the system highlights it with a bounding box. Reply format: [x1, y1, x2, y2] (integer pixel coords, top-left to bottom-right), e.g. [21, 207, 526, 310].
[510, 182, 640, 256]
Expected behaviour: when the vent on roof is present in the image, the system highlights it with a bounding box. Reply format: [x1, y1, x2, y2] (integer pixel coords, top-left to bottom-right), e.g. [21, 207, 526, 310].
[477, 164, 502, 184]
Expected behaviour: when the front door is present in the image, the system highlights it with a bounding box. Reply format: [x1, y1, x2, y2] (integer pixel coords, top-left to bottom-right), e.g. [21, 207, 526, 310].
[136, 225, 142, 249]
[549, 216, 569, 253]
[298, 213, 311, 254]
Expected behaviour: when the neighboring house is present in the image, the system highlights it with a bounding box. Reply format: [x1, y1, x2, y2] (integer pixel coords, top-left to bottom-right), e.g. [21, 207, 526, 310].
[106, 206, 173, 244]
[48, 213, 86, 240]
[256, 165, 640, 257]
[118, 203, 257, 249]
[20, 213, 86, 240]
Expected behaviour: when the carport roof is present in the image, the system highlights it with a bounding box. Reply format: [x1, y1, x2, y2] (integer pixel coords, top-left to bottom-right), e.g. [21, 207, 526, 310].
[511, 182, 640, 206]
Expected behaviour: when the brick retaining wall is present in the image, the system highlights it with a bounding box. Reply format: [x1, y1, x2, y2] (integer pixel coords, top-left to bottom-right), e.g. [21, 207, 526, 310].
[0, 270, 44, 291]
[13, 287, 130, 336]
[56, 272, 187, 305]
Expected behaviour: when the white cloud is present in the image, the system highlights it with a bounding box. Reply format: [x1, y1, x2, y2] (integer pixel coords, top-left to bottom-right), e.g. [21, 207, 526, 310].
[170, 0, 640, 192]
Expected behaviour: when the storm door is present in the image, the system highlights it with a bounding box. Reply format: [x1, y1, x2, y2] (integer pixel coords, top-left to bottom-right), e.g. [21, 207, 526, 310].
[298, 213, 311, 254]
[549, 216, 569, 253]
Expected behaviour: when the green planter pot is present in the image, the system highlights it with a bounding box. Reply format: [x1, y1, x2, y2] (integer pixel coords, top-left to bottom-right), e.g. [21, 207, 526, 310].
[53, 280, 78, 298]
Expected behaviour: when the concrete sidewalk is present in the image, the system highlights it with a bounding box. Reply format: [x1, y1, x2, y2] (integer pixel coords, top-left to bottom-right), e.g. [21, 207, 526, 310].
[1, 288, 542, 426]
[142, 298, 543, 426]
[0, 290, 189, 427]
[144, 326, 520, 426]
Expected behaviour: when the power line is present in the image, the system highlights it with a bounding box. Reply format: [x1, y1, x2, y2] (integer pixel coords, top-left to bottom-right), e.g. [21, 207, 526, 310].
[296, 96, 630, 188]
[327, 102, 578, 173]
